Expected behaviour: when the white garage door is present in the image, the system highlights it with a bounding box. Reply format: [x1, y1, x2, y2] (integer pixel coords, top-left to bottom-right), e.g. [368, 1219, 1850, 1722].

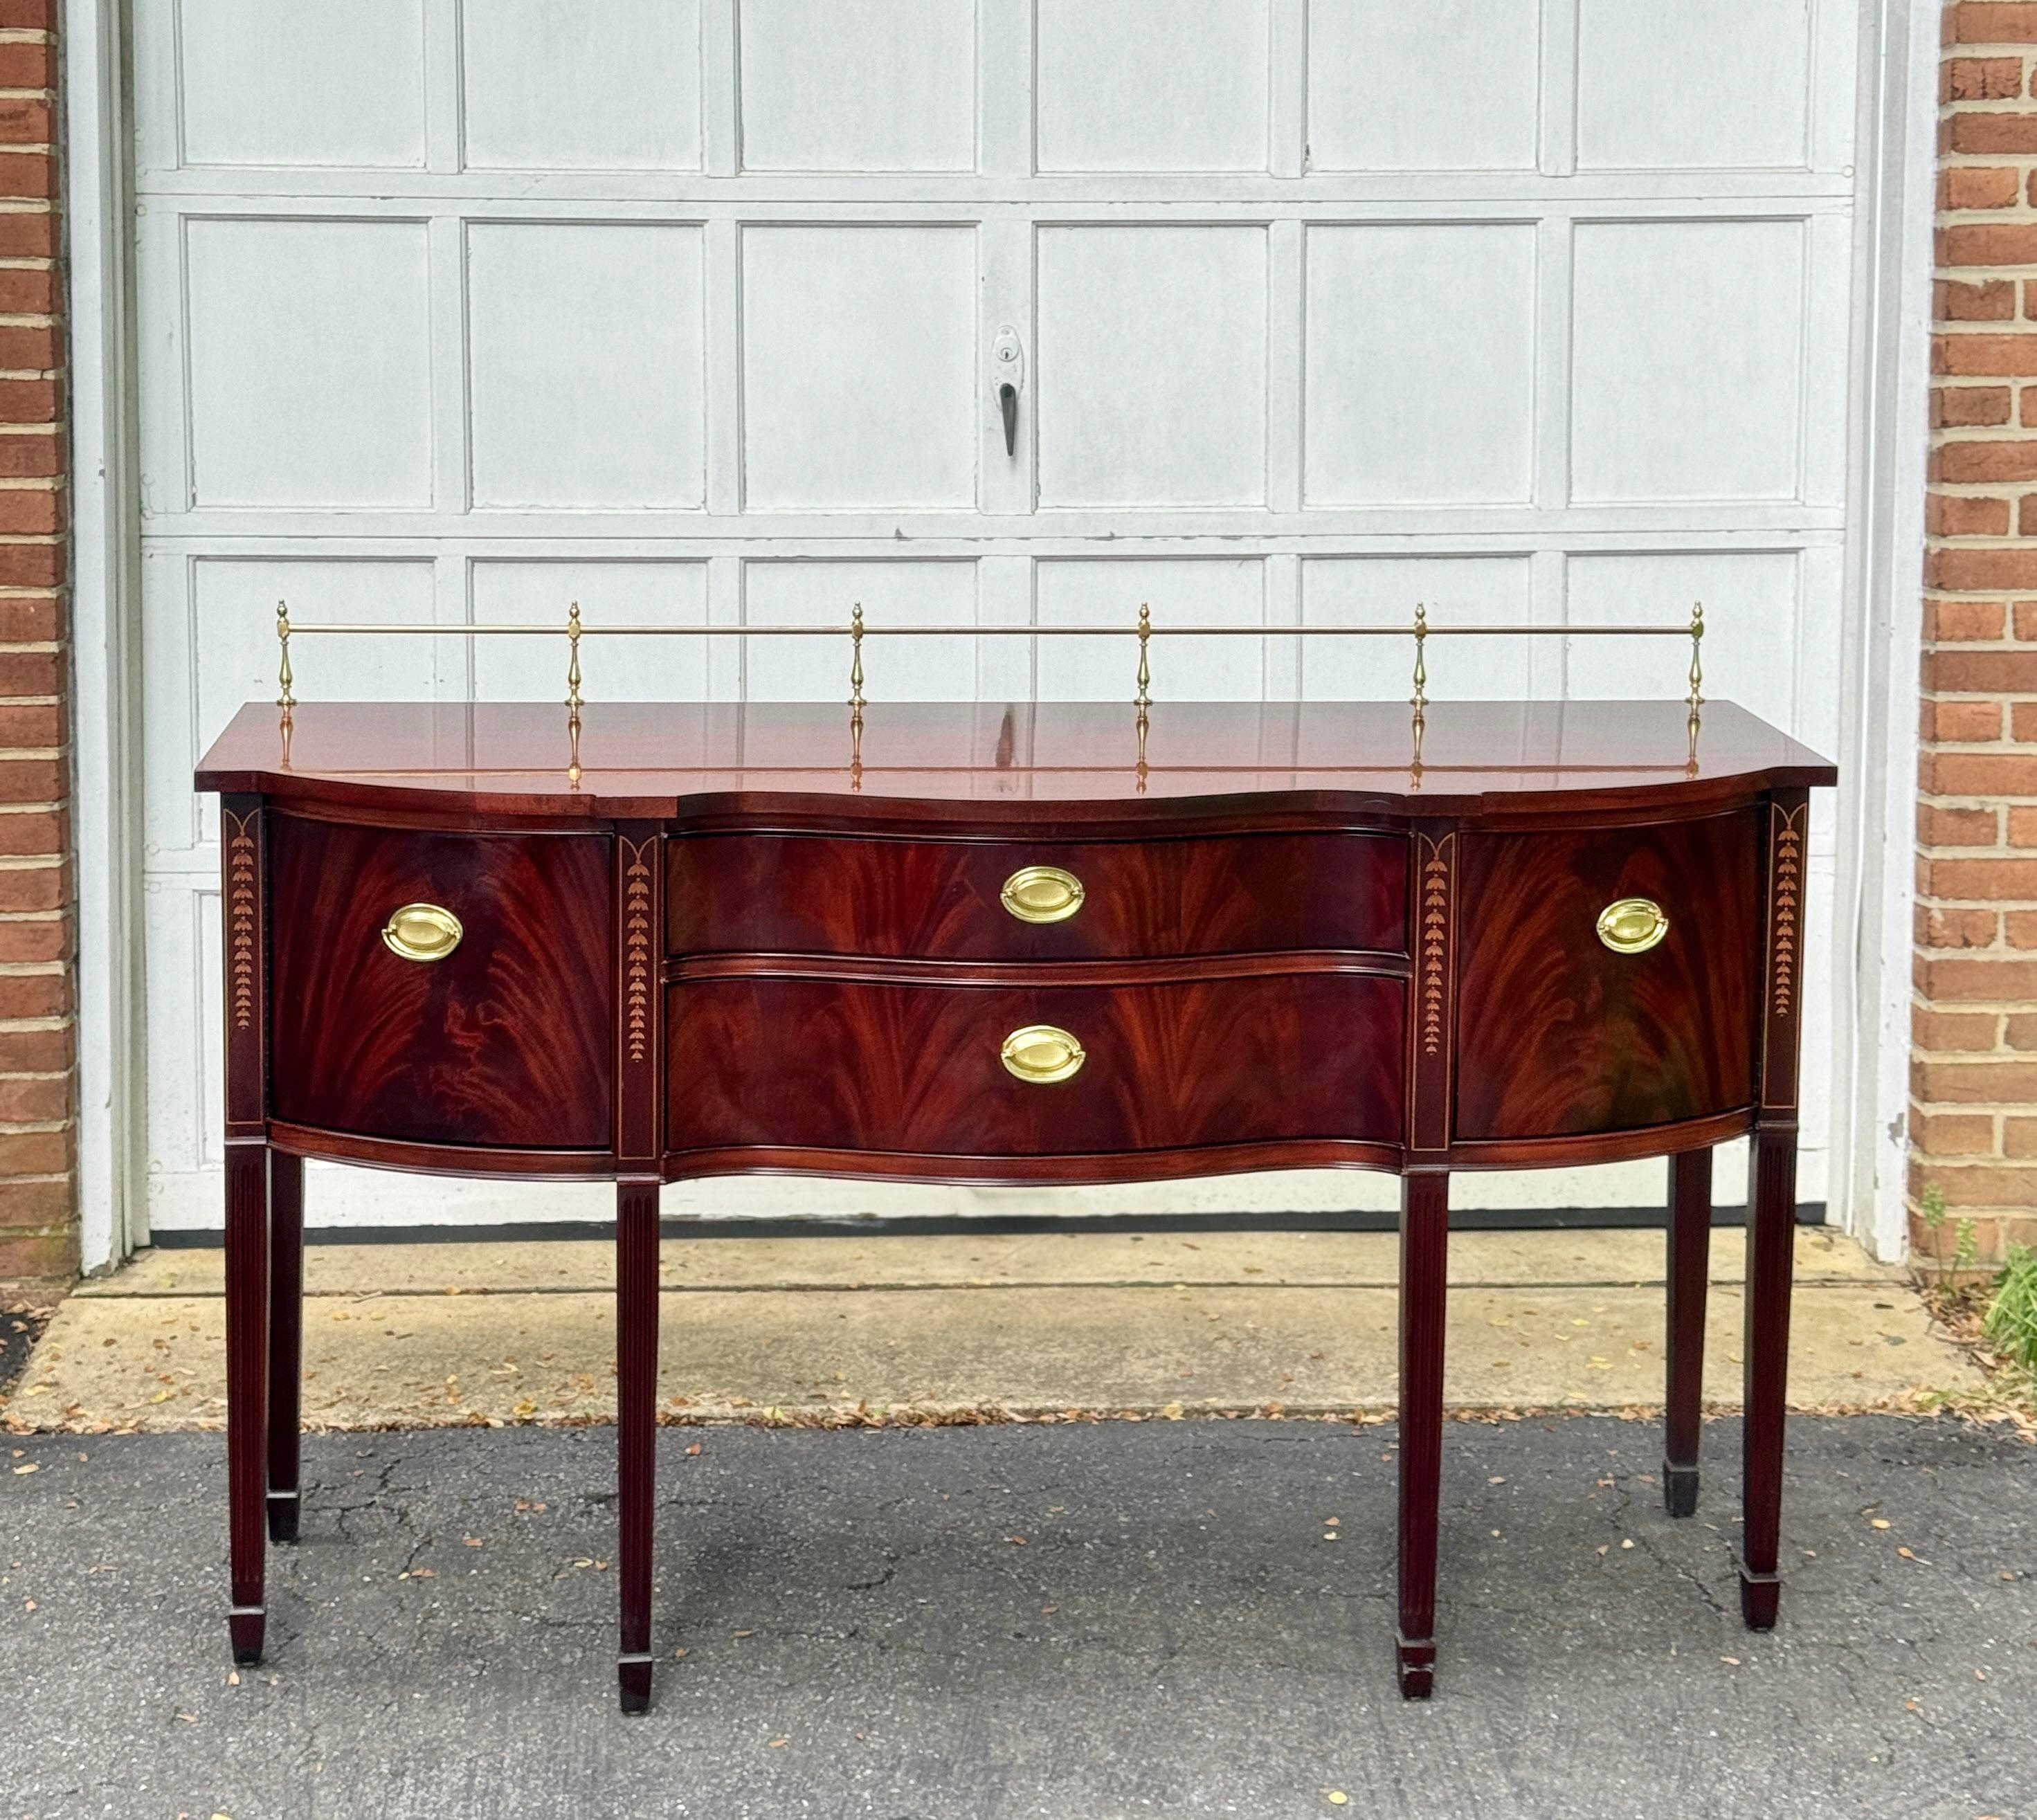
[131, 0, 1861, 1237]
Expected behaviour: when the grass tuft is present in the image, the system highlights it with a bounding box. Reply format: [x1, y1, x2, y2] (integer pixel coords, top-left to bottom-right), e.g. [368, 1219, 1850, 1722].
[1983, 1245, 2037, 1374]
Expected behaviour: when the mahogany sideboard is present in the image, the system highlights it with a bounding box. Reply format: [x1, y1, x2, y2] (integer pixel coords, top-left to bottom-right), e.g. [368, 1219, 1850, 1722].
[195, 696, 1838, 1711]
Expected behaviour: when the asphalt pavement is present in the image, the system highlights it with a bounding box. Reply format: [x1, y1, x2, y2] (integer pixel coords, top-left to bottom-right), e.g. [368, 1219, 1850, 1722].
[1, 1415, 2030, 1820]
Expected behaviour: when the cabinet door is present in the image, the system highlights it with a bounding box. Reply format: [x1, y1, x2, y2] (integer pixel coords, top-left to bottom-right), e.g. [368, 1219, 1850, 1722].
[1453, 810, 1763, 1141]
[268, 815, 613, 1151]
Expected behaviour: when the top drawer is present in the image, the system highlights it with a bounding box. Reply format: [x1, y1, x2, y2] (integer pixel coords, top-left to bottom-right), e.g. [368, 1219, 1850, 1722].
[667, 831, 1406, 960]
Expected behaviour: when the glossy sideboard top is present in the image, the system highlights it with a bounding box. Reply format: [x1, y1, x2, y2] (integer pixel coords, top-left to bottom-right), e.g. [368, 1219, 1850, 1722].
[196, 698, 1837, 820]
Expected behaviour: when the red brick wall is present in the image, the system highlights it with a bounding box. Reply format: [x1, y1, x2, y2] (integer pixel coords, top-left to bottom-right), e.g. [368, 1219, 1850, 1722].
[1919, 4, 2037, 1264]
[0, 0, 71, 1281]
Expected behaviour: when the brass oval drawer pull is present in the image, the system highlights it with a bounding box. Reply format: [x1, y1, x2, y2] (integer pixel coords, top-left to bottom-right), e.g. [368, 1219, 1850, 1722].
[1000, 864, 1085, 925]
[1597, 896, 1668, 956]
[1000, 1023, 1085, 1085]
[382, 902, 464, 964]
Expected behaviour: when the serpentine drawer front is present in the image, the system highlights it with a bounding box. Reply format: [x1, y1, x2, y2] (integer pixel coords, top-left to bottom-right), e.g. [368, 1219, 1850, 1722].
[667, 830, 1408, 960]
[194, 697, 1838, 1715]
[266, 815, 614, 1151]
[664, 969, 1406, 1161]
[1451, 810, 1764, 1142]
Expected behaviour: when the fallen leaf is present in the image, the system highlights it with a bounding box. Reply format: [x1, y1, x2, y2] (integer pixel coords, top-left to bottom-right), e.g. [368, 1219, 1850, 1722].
[11, 1463, 36, 1475]
[685, 1442, 703, 1457]
[1160, 1401, 1185, 1421]
[1328, 1795, 1349, 1808]
[1870, 1518, 1890, 1530]
[734, 1629, 754, 1638]
[1720, 1655, 1740, 1666]
[462, 1537, 484, 1549]
[226, 1671, 239, 1686]
[1040, 1605, 1058, 1616]
[1004, 1535, 1027, 1546]
[1620, 1539, 1634, 1550]
[768, 1738, 788, 1748]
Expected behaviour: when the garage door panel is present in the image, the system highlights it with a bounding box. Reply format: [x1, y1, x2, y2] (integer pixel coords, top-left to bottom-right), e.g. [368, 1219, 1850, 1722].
[1565, 550, 1804, 742]
[737, 0, 976, 172]
[173, 1, 426, 170]
[1301, 557, 1535, 702]
[143, 884, 224, 1175]
[185, 219, 433, 511]
[1305, 1, 1539, 174]
[1576, 0, 1814, 172]
[741, 226, 978, 510]
[468, 223, 707, 510]
[1570, 219, 1806, 506]
[1035, 0, 1270, 174]
[744, 560, 980, 701]
[472, 561, 713, 703]
[462, 0, 703, 172]
[1305, 224, 1537, 508]
[1038, 226, 1269, 510]
[1036, 558, 1269, 702]
[141, 556, 439, 858]
[192, 559, 440, 767]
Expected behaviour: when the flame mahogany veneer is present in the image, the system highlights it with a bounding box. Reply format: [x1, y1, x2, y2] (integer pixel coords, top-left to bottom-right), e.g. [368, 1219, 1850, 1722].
[197, 698, 1836, 1711]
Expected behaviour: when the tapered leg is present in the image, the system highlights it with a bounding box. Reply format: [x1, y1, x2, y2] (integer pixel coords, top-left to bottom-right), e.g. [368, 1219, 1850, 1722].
[266, 1151, 305, 1543]
[616, 1179, 660, 1713]
[1739, 1125, 1797, 1628]
[1397, 1170, 1449, 1699]
[224, 1138, 271, 1666]
[1663, 1148, 1712, 1518]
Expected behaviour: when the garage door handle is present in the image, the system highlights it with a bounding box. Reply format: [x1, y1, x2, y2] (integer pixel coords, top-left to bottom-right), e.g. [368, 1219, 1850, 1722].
[992, 325, 1024, 459]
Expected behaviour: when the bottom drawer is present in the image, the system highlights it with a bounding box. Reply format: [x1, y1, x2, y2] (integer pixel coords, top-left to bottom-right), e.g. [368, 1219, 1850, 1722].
[667, 972, 1404, 1157]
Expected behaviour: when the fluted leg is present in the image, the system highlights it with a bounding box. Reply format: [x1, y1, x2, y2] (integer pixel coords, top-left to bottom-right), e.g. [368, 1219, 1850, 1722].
[266, 1151, 305, 1543]
[617, 1179, 660, 1712]
[1739, 1125, 1796, 1628]
[1397, 1170, 1449, 1698]
[225, 1138, 270, 1665]
[1663, 1148, 1712, 1518]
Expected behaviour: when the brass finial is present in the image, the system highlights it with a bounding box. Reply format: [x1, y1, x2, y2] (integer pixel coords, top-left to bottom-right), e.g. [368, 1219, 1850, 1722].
[1134, 602, 1152, 740]
[275, 601, 295, 712]
[1687, 601, 1705, 713]
[849, 603, 865, 713]
[1411, 599, 1429, 719]
[565, 602, 583, 713]
[1687, 600, 1705, 767]
[565, 602, 583, 786]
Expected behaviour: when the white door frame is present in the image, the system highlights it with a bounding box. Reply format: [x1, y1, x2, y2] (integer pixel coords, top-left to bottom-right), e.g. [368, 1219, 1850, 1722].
[63, 0, 145, 1271]
[61, 0, 1942, 1270]
[1827, 0, 1939, 1262]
